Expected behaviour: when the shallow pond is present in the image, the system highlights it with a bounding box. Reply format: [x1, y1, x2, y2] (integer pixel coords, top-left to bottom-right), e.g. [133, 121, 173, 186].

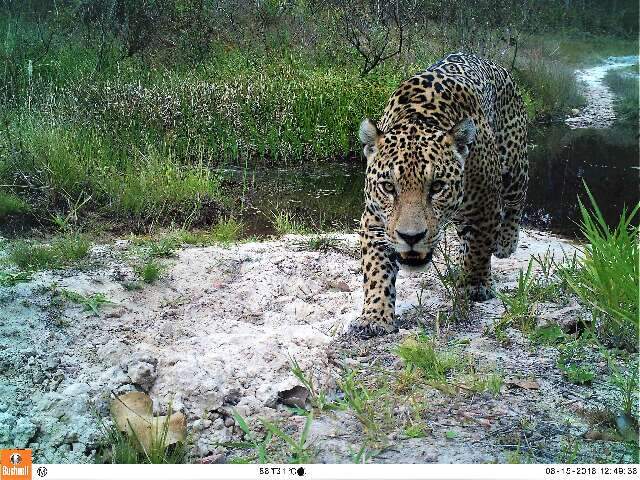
[225, 123, 639, 238]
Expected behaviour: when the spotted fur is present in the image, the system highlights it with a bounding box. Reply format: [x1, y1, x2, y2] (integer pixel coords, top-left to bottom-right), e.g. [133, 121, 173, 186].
[351, 52, 528, 338]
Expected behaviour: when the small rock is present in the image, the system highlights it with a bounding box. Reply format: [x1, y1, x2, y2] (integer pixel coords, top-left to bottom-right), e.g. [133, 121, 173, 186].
[200, 453, 226, 464]
[114, 240, 130, 250]
[45, 357, 61, 371]
[192, 419, 212, 432]
[212, 419, 225, 430]
[224, 416, 235, 428]
[506, 379, 540, 390]
[223, 388, 241, 406]
[328, 280, 351, 292]
[127, 360, 157, 392]
[72, 442, 85, 452]
[278, 385, 309, 409]
[105, 307, 128, 319]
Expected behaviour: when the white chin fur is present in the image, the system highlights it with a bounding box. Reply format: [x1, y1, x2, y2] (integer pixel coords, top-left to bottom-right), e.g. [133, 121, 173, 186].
[400, 262, 431, 272]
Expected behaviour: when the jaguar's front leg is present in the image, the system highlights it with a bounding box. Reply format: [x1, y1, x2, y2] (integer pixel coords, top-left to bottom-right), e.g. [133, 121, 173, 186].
[348, 216, 399, 338]
[456, 222, 496, 302]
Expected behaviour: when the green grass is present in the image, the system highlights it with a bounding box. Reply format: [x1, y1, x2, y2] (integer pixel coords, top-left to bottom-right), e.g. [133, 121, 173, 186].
[557, 337, 597, 385]
[225, 409, 315, 464]
[496, 259, 539, 332]
[396, 335, 461, 383]
[289, 356, 343, 412]
[210, 218, 244, 244]
[303, 235, 340, 252]
[0, 270, 32, 286]
[336, 370, 393, 442]
[1, 121, 223, 225]
[226, 410, 273, 464]
[60, 290, 114, 315]
[608, 362, 639, 417]
[7, 233, 90, 270]
[261, 414, 314, 464]
[0, 191, 29, 220]
[432, 243, 471, 324]
[272, 210, 309, 235]
[562, 185, 639, 351]
[148, 237, 179, 258]
[604, 67, 639, 126]
[136, 260, 163, 284]
[514, 54, 585, 119]
[530, 324, 569, 346]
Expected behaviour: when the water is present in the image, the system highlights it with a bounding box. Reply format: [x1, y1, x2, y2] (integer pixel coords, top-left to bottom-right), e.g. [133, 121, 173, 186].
[225, 122, 638, 239]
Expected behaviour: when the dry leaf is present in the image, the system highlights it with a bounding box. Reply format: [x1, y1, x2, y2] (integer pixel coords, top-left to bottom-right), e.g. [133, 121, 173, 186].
[506, 379, 540, 390]
[110, 391, 186, 452]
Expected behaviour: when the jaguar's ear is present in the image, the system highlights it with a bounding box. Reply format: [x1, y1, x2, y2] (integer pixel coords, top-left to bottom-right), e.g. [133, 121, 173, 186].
[359, 118, 382, 163]
[449, 117, 476, 165]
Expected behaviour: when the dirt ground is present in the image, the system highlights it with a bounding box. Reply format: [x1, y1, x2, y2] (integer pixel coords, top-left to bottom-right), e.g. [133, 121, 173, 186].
[0, 228, 635, 463]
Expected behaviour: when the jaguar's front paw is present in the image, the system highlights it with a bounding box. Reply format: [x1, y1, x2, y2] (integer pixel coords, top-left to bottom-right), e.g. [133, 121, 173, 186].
[347, 313, 397, 339]
[458, 283, 495, 302]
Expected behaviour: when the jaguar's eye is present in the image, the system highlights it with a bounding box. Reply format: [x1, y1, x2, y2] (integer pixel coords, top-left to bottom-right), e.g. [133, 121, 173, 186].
[380, 181, 396, 195]
[430, 180, 445, 194]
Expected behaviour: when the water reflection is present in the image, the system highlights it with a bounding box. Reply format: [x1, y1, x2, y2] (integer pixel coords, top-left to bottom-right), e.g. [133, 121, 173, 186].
[525, 125, 639, 236]
[227, 124, 638, 238]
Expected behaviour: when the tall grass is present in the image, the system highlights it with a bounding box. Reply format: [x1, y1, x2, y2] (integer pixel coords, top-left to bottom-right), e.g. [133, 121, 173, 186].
[514, 52, 585, 118]
[0, 15, 599, 230]
[1, 118, 221, 224]
[562, 186, 639, 351]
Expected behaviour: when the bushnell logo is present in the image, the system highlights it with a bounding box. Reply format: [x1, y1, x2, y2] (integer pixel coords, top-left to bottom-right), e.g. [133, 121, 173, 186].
[0, 449, 32, 480]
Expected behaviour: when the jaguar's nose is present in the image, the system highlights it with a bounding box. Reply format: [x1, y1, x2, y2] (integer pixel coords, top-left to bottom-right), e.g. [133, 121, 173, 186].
[396, 230, 427, 246]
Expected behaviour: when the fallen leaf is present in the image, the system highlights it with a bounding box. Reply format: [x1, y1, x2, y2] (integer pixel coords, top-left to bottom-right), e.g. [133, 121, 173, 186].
[506, 379, 540, 390]
[110, 391, 186, 453]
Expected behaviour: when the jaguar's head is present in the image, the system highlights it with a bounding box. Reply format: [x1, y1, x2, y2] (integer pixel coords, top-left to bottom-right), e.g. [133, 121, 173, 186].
[359, 116, 475, 268]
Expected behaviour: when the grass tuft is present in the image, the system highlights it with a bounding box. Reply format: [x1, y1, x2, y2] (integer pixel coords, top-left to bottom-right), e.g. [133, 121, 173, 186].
[136, 260, 163, 284]
[8, 233, 90, 271]
[562, 185, 639, 351]
[210, 218, 243, 244]
[272, 211, 309, 235]
[396, 335, 460, 383]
